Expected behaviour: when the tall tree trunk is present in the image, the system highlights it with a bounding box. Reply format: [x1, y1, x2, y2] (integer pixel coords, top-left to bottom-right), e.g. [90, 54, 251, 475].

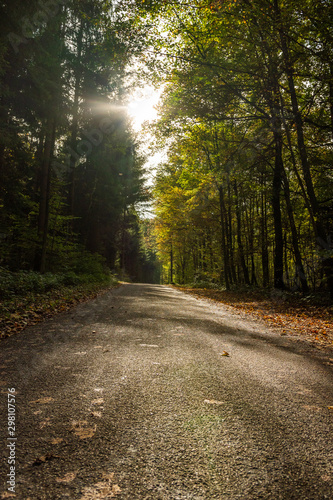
[281, 166, 309, 293]
[274, 0, 328, 247]
[37, 117, 56, 273]
[272, 122, 285, 289]
[274, 0, 333, 297]
[68, 20, 84, 220]
[234, 181, 250, 285]
[218, 185, 230, 290]
[260, 179, 270, 287]
[227, 176, 237, 284]
[329, 62, 333, 139]
[170, 240, 173, 284]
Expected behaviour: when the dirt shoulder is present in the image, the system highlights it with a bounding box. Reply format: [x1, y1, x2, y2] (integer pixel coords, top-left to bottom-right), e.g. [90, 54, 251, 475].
[176, 286, 333, 350]
[0, 282, 120, 340]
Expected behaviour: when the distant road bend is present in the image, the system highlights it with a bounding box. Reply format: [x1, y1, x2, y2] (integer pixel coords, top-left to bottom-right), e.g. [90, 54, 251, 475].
[0, 283, 333, 499]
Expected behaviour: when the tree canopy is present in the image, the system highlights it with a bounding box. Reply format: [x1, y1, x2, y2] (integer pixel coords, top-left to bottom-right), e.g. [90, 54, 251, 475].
[137, 0, 333, 296]
[0, 0, 332, 296]
[0, 0, 159, 282]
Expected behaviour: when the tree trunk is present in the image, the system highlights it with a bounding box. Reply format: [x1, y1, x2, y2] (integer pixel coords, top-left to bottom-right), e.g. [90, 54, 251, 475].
[218, 185, 230, 290]
[260, 182, 270, 287]
[234, 181, 250, 285]
[281, 165, 309, 293]
[68, 20, 84, 220]
[274, 0, 328, 246]
[170, 241, 173, 284]
[272, 122, 285, 289]
[37, 117, 56, 273]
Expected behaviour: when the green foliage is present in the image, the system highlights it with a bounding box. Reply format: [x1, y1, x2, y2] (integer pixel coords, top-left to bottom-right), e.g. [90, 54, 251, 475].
[146, 0, 333, 295]
[0, 264, 113, 301]
[0, 0, 155, 285]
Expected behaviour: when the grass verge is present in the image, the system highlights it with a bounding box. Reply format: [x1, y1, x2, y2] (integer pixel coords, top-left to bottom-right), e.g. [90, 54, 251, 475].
[0, 272, 119, 339]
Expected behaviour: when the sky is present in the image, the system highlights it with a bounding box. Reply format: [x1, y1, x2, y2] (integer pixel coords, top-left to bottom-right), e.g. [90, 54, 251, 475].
[127, 85, 166, 186]
[127, 85, 162, 132]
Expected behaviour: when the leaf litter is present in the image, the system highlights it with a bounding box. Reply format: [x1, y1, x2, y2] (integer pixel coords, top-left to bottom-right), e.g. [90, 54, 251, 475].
[179, 287, 333, 347]
[71, 420, 97, 439]
[79, 472, 121, 499]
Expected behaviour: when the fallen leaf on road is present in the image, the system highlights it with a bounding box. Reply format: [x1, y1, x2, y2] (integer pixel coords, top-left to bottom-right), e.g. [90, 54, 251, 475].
[33, 453, 57, 466]
[91, 398, 104, 405]
[221, 351, 229, 357]
[30, 397, 54, 404]
[79, 480, 121, 499]
[204, 399, 225, 406]
[101, 472, 115, 480]
[328, 406, 333, 410]
[139, 344, 159, 348]
[71, 420, 96, 439]
[40, 418, 51, 428]
[56, 472, 77, 483]
[302, 405, 322, 412]
[50, 438, 64, 444]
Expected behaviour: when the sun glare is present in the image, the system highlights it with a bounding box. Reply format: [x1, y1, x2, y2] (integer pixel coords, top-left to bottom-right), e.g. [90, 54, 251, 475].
[127, 86, 161, 131]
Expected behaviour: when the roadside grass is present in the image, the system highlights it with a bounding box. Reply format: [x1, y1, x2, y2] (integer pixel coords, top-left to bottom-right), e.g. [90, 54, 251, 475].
[176, 285, 333, 348]
[0, 270, 119, 339]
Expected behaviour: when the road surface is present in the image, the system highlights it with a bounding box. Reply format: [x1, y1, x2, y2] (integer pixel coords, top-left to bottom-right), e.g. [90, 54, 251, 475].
[1, 283, 333, 499]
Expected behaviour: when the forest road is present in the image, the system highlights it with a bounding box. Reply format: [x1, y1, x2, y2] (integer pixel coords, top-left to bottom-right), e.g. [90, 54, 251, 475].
[1, 283, 333, 500]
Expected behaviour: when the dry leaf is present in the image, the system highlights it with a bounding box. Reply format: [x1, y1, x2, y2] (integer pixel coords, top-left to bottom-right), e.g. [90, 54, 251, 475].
[56, 472, 77, 483]
[33, 453, 57, 466]
[51, 437, 64, 444]
[204, 399, 224, 406]
[302, 405, 322, 412]
[328, 406, 333, 410]
[139, 344, 159, 348]
[71, 420, 96, 439]
[30, 397, 54, 404]
[101, 472, 115, 481]
[91, 398, 104, 405]
[79, 482, 121, 499]
[221, 351, 229, 357]
[40, 418, 51, 428]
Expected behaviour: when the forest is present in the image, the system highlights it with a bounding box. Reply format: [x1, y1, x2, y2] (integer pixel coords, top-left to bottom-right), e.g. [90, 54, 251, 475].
[0, 0, 160, 300]
[149, 0, 333, 297]
[0, 0, 333, 302]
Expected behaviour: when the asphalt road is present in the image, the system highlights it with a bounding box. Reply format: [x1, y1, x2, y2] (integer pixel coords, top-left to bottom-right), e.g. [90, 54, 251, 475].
[1, 283, 333, 499]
